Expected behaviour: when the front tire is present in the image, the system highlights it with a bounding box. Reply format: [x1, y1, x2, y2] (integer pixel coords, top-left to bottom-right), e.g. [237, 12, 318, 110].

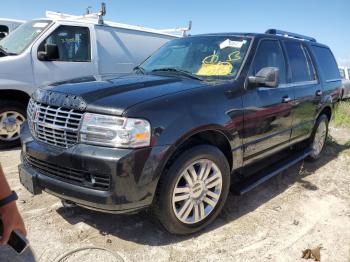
[153, 145, 230, 235]
[0, 100, 26, 149]
[307, 114, 329, 161]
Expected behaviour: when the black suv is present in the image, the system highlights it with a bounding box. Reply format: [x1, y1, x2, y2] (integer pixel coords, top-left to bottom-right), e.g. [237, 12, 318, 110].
[19, 29, 341, 234]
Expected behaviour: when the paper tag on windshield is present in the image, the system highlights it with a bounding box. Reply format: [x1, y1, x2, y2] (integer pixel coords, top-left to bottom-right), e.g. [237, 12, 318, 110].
[220, 39, 244, 49]
[33, 22, 48, 28]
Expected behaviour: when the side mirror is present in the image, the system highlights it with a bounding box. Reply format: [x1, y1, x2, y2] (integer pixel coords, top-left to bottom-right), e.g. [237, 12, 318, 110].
[37, 44, 59, 61]
[248, 67, 279, 88]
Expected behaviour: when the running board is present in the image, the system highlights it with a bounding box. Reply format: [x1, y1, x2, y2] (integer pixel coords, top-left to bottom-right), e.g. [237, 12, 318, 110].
[231, 148, 312, 195]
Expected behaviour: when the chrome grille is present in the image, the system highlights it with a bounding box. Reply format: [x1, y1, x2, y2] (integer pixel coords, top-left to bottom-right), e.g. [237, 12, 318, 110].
[27, 99, 84, 148]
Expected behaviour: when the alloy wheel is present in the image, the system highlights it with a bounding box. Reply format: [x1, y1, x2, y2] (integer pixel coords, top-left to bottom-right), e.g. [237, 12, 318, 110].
[172, 159, 223, 224]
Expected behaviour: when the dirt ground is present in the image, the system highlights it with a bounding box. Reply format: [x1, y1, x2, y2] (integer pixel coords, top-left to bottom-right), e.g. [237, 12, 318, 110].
[0, 126, 349, 262]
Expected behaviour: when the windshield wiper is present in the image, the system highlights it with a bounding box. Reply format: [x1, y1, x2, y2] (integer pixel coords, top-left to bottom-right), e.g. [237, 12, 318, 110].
[151, 68, 202, 80]
[133, 65, 146, 74]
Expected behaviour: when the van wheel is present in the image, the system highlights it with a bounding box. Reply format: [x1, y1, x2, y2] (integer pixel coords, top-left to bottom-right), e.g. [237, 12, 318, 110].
[307, 115, 329, 161]
[0, 100, 26, 149]
[153, 145, 230, 235]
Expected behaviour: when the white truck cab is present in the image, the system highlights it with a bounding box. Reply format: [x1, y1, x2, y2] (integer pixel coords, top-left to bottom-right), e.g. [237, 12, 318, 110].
[0, 18, 25, 40]
[0, 6, 190, 148]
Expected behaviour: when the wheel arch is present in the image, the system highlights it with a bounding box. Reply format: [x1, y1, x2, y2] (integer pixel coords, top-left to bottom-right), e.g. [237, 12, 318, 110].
[0, 89, 31, 107]
[152, 128, 237, 198]
[317, 105, 332, 122]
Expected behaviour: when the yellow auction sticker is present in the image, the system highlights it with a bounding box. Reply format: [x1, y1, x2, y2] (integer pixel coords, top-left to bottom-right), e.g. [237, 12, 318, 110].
[197, 62, 233, 76]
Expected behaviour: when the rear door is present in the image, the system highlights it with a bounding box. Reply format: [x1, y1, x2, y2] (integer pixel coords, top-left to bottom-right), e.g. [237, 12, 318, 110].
[310, 45, 342, 102]
[283, 41, 321, 143]
[242, 39, 294, 164]
[32, 24, 95, 86]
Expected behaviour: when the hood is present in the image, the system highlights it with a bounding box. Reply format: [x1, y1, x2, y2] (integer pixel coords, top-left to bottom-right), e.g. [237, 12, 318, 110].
[37, 74, 207, 115]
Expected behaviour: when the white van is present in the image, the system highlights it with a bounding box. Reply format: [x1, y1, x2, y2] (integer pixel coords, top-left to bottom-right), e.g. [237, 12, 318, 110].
[0, 18, 25, 40]
[0, 7, 190, 148]
[339, 66, 350, 99]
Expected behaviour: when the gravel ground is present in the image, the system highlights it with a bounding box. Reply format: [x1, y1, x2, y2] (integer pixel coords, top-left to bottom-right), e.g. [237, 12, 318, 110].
[0, 126, 349, 262]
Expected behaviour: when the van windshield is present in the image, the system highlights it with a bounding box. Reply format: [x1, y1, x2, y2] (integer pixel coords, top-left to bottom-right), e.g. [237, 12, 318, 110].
[140, 36, 251, 80]
[0, 20, 51, 55]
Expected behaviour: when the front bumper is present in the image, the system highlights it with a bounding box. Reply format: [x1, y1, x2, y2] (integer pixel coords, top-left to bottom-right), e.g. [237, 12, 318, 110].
[19, 122, 171, 214]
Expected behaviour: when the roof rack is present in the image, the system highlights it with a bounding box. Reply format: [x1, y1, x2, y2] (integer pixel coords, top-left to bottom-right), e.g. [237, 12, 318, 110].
[265, 29, 316, 42]
[46, 2, 106, 24]
[45, 3, 191, 37]
[159, 21, 192, 37]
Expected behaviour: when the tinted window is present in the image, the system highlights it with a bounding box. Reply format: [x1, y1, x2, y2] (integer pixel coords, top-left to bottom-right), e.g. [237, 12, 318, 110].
[339, 68, 345, 79]
[40, 26, 91, 62]
[284, 41, 314, 82]
[311, 46, 340, 81]
[303, 46, 317, 81]
[251, 40, 286, 84]
[348, 69, 350, 80]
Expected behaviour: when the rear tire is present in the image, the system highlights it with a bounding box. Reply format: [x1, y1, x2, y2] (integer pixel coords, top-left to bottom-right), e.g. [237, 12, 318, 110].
[152, 145, 230, 235]
[0, 99, 27, 149]
[307, 114, 329, 161]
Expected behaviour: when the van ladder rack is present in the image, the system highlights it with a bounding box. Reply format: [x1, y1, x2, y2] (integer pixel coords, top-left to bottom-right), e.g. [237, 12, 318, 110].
[45, 2, 191, 37]
[159, 20, 192, 37]
[265, 29, 316, 42]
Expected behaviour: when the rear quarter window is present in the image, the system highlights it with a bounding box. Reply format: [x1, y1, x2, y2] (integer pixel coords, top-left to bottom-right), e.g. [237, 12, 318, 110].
[311, 46, 340, 81]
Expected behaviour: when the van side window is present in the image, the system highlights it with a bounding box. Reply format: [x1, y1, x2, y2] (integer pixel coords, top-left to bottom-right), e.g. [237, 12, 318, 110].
[310, 46, 340, 81]
[40, 26, 91, 62]
[284, 41, 314, 83]
[251, 40, 286, 84]
[0, 25, 9, 40]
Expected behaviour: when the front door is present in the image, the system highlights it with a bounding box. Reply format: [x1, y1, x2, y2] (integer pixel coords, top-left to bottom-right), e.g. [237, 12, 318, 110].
[32, 24, 95, 86]
[242, 39, 294, 164]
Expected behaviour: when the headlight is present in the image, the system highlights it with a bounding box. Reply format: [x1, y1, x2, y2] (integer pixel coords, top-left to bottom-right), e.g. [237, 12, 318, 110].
[80, 113, 151, 148]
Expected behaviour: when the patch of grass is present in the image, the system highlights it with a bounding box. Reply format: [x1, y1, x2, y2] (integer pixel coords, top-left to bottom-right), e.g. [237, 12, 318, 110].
[333, 100, 350, 127]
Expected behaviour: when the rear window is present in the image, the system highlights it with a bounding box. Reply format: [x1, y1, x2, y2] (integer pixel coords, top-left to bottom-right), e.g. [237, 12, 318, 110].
[311, 46, 340, 81]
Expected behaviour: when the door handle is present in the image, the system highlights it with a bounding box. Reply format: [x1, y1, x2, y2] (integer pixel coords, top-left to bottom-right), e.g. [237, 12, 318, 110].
[316, 90, 323, 96]
[282, 96, 292, 103]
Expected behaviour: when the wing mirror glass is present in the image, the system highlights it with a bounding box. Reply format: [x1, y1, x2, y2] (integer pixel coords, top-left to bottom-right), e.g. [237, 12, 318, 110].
[248, 67, 279, 88]
[37, 44, 59, 61]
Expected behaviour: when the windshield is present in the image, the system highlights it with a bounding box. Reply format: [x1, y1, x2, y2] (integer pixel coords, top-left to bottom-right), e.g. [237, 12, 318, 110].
[140, 36, 251, 79]
[339, 68, 345, 79]
[0, 20, 51, 55]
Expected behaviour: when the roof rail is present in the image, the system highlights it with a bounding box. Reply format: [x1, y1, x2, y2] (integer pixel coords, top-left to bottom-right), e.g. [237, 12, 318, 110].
[265, 29, 316, 42]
